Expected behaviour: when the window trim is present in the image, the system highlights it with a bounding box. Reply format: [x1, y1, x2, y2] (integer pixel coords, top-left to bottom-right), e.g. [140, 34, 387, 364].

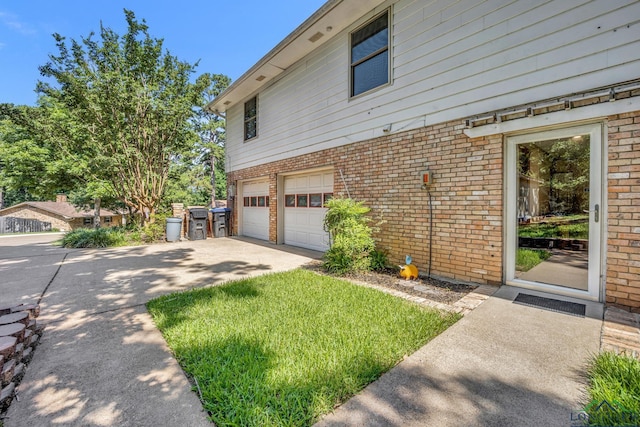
[244, 96, 258, 141]
[349, 9, 391, 98]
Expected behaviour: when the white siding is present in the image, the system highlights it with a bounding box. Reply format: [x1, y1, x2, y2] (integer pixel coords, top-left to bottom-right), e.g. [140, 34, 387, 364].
[227, 0, 640, 172]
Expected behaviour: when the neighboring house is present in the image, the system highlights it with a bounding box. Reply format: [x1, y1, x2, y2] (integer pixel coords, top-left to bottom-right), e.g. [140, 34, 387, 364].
[208, 1, 640, 311]
[0, 194, 122, 232]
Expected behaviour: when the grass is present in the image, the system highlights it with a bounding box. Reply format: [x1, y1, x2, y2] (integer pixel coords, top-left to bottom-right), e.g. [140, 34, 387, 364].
[147, 269, 460, 427]
[584, 351, 640, 426]
[518, 214, 589, 239]
[516, 248, 551, 272]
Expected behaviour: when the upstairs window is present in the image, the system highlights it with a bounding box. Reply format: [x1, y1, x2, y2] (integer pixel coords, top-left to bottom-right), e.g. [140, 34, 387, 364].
[350, 11, 389, 97]
[244, 96, 258, 140]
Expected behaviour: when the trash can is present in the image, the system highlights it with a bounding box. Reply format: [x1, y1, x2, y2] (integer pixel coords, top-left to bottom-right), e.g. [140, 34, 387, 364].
[188, 208, 209, 240]
[211, 208, 231, 238]
[166, 217, 182, 242]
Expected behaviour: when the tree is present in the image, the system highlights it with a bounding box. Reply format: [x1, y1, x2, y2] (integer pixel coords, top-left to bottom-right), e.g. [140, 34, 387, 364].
[192, 73, 230, 206]
[0, 105, 79, 204]
[1, 101, 117, 227]
[37, 9, 208, 224]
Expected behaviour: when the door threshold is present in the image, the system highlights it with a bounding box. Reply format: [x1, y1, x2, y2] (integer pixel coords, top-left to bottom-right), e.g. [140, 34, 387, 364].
[494, 285, 604, 320]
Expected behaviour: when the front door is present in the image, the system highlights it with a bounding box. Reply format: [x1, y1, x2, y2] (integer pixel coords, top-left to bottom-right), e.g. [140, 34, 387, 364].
[505, 124, 603, 300]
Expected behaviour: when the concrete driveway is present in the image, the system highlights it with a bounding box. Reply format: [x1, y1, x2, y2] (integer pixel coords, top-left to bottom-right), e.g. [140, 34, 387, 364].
[0, 234, 319, 426]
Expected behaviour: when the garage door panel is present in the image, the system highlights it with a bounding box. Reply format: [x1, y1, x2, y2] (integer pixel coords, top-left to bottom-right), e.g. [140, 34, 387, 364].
[241, 179, 269, 241]
[283, 172, 332, 251]
[308, 211, 325, 227]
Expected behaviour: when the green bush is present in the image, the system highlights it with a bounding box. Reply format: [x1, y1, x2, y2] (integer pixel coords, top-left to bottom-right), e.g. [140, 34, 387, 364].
[369, 248, 389, 271]
[139, 213, 168, 243]
[323, 198, 375, 275]
[61, 227, 128, 248]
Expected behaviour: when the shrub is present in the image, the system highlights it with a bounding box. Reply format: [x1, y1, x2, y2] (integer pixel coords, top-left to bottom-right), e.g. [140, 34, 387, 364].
[139, 213, 168, 243]
[369, 248, 389, 271]
[61, 227, 127, 248]
[323, 198, 375, 274]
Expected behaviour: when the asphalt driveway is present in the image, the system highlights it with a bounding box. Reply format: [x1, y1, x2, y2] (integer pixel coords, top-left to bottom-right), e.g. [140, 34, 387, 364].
[0, 234, 319, 426]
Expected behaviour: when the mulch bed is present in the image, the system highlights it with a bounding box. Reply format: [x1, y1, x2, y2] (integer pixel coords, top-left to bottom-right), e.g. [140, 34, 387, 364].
[304, 263, 477, 306]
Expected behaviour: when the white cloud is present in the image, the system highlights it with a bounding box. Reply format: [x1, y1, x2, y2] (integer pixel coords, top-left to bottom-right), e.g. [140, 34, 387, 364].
[0, 11, 36, 35]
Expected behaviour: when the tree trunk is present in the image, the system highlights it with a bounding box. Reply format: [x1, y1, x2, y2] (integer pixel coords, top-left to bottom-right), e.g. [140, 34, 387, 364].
[93, 197, 102, 229]
[0, 187, 4, 210]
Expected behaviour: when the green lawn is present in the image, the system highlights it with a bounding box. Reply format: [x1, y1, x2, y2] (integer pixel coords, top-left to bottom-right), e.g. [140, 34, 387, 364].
[147, 269, 460, 427]
[518, 214, 589, 239]
[585, 351, 640, 426]
[516, 248, 552, 272]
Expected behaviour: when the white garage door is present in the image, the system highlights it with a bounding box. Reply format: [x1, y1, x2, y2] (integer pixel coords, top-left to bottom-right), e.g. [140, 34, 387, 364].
[241, 180, 269, 241]
[284, 171, 333, 251]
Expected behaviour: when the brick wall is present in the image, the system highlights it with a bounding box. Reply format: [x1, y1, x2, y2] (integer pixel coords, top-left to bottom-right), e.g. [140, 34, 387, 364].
[229, 109, 640, 310]
[0, 206, 69, 231]
[606, 111, 640, 312]
[229, 119, 503, 286]
[0, 206, 123, 232]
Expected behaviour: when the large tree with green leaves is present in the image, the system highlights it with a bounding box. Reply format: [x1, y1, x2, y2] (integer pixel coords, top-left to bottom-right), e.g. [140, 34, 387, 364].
[0, 104, 83, 206]
[37, 9, 208, 224]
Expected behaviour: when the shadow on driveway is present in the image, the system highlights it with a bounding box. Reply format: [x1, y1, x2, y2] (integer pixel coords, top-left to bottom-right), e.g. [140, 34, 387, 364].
[5, 237, 317, 427]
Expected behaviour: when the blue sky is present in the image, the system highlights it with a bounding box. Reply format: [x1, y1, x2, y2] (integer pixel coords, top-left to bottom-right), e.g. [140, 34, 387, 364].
[0, 1, 327, 106]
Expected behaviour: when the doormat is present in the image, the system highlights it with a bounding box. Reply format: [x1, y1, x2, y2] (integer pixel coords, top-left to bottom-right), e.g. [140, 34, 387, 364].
[513, 293, 586, 317]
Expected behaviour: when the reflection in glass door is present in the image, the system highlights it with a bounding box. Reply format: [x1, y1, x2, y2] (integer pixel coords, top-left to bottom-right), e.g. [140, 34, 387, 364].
[506, 124, 602, 300]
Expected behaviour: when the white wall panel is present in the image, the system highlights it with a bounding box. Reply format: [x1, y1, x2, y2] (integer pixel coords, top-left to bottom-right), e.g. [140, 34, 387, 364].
[226, 0, 640, 172]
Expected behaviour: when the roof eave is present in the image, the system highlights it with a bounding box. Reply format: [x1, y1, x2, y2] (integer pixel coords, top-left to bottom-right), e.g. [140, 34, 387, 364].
[207, 0, 387, 114]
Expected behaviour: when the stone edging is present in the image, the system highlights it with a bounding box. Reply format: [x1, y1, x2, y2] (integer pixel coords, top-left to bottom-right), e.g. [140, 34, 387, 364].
[0, 302, 43, 419]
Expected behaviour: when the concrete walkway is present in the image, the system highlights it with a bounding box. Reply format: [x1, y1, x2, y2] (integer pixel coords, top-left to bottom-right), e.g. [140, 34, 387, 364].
[316, 286, 603, 427]
[1, 234, 319, 426]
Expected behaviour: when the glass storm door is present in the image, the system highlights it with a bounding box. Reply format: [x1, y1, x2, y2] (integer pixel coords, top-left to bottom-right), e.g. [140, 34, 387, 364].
[506, 124, 603, 300]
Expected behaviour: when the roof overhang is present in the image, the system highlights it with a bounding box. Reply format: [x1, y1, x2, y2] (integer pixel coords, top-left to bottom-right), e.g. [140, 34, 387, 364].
[207, 0, 387, 114]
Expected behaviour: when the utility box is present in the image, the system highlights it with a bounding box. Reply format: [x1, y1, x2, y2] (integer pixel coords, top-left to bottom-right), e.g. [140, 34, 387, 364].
[188, 208, 209, 240]
[211, 208, 231, 238]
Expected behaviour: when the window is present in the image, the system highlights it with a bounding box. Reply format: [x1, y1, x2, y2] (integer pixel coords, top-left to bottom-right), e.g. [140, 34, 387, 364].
[244, 96, 257, 140]
[83, 217, 93, 225]
[350, 11, 389, 97]
[245, 196, 268, 207]
[296, 194, 308, 208]
[104, 216, 112, 223]
[309, 194, 323, 207]
[285, 195, 296, 207]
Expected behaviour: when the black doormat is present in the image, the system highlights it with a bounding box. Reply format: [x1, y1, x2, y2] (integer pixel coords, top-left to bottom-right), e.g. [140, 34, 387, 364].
[513, 293, 586, 317]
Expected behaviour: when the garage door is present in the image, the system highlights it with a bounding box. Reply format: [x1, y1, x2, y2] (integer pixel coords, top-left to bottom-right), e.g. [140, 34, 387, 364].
[284, 171, 333, 251]
[241, 180, 269, 240]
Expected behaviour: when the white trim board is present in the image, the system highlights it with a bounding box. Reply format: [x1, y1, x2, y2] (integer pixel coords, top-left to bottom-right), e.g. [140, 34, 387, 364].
[464, 97, 639, 138]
